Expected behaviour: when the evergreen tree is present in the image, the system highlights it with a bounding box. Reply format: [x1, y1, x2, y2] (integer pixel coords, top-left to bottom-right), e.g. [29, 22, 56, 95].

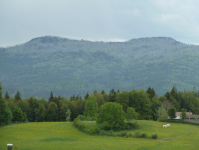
[48, 91, 54, 102]
[109, 89, 116, 102]
[14, 91, 21, 101]
[76, 95, 79, 100]
[69, 95, 73, 101]
[117, 89, 120, 93]
[72, 94, 75, 100]
[4, 91, 10, 99]
[84, 92, 89, 100]
[28, 97, 35, 122]
[164, 91, 170, 100]
[0, 83, 13, 125]
[101, 90, 105, 94]
[146, 87, 155, 99]
[58, 95, 62, 100]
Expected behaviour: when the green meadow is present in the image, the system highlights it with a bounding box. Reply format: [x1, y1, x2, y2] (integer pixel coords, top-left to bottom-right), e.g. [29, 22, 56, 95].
[1, 121, 199, 150]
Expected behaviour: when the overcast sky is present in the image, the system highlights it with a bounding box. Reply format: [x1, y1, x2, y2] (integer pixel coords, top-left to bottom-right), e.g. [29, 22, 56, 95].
[1, 0, 199, 47]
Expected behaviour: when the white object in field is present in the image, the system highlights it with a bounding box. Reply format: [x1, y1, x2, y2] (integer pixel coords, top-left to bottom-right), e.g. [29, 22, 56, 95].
[163, 125, 167, 128]
[7, 144, 13, 146]
[167, 124, 170, 127]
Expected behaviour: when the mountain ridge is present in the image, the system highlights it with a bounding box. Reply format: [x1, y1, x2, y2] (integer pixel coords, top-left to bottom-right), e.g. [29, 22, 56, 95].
[0, 36, 199, 99]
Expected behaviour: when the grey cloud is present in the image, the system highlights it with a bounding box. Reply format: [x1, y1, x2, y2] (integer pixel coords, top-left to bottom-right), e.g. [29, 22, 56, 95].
[0, 0, 199, 47]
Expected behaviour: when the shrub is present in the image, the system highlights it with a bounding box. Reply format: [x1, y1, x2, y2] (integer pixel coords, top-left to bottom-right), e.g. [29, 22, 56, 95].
[135, 131, 141, 138]
[86, 116, 92, 121]
[108, 130, 113, 136]
[124, 122, 139, 129]
[76, 115, 87, 121]
[141, 133, 147, 138]
[99, 130, 107, 136]
[152, 134, 158, 139]
[73, 118, 85, 131]
[89, 127, 100, 134]
[128, 133, 132, 137]
[120, 131, 127, 137]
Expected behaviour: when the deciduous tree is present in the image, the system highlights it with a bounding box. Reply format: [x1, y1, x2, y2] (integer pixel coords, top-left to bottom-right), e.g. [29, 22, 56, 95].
[96, 102, 125, 129]
[126, 107, 138, 123]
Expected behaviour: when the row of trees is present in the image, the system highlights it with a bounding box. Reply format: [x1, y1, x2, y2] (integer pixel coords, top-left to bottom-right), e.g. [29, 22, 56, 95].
[1, 82, 199, 125]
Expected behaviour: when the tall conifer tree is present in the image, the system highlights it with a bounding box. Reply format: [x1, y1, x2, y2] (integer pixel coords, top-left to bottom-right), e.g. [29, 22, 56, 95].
[4, 91, 10, 99]
[14, 91, 21, 101]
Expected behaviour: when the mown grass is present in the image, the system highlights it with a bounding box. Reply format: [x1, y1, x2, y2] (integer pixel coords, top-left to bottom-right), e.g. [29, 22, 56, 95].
[0, 121, 199, 150]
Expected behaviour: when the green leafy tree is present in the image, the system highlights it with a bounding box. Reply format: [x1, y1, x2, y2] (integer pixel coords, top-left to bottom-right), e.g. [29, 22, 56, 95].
[93, 92, 105, 108]
[116, 91, 129, 112]
[68, 101, 79, 121]
[168, 107, 176, 119]
[66, 109, 71, 121]
[96, 102, 125, 129]
[195, 115, 198, 122]
[180, 108, 187, 122]
[13, 106, 24, 122]
[47, 102, 58, 121]
[102, 92, 109, 103]
[84, 96, 98, 120]
[157, 105, 167, 120]
[129, 89, 151, 119]
[4, 91, 10, 99]
[37, 104, 46, 122]
[150, 95, 161, 120]
[59, 103, 68, 121]
[126, 107, 138, 123]
[14, 91, 21, 101]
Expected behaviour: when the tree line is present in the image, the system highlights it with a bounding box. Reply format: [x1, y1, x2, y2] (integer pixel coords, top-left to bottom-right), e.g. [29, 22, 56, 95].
[1, 82, 199, 125]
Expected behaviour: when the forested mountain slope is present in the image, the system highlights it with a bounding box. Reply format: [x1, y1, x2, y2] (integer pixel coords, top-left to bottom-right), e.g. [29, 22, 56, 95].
[0, 36, 199, 98]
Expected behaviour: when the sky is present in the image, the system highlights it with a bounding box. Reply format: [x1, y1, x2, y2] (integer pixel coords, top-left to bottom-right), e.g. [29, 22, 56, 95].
[1, 0, 199, 47]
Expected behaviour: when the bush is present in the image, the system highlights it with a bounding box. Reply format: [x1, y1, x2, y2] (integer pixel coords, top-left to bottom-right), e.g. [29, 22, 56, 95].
[89, 127, 100, 134]
[141, 133, 147, 138]
[76, 115, 87, 121]
[128, 133, 132, 137]
[135, 131, 141, 138]
[152, 134, 158, 139]
[99, 122, 111, 130]
[73, 118, 85, 130]
[99, 130, 107, 136]
[124, 122, 139, 129]
[86, 116, 92, 121]
[120, 131, 127, 137]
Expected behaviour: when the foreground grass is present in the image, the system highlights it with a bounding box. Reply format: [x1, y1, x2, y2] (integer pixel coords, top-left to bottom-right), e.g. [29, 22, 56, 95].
[0, 121, 199, 150]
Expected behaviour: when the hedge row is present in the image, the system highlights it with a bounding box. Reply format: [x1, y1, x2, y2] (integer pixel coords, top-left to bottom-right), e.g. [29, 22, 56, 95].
[73, 118, 157, 139]
[159, 119, 199, 126]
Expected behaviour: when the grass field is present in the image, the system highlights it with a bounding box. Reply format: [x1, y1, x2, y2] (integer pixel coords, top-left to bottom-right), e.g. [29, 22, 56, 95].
[1, 121, 199, 150]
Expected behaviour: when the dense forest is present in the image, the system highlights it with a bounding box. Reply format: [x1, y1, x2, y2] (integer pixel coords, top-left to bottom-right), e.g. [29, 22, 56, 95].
[1, 82, 199, 125]
[1, 36, 199, 99]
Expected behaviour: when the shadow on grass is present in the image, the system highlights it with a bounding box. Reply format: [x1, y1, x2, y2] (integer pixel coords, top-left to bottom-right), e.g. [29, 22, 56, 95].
[41, 138, 77, 142]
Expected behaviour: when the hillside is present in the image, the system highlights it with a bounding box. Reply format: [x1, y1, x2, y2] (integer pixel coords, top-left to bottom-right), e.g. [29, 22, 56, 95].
[0, 36, 199, 99]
